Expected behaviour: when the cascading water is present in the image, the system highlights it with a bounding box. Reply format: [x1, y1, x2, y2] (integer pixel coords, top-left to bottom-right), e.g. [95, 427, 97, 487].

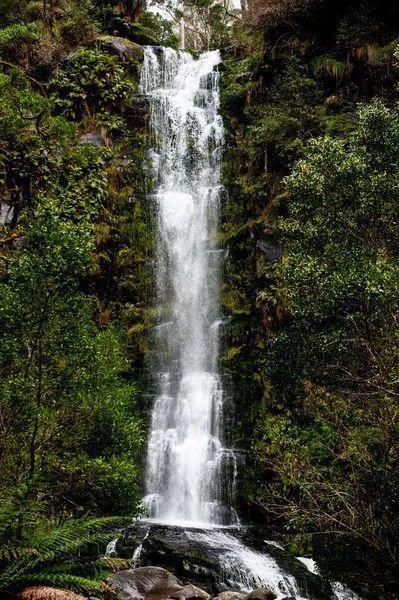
[141, 46, 235, 526]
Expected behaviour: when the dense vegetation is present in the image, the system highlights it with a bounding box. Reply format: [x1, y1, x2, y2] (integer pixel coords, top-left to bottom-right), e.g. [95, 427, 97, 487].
[0, 0, 398, 598]
[0, 1, 160, 596]
[219, 1, 399, 597]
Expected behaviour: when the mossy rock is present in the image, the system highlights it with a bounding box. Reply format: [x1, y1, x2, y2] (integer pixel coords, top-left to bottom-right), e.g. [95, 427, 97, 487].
[97, 35, 144, 62]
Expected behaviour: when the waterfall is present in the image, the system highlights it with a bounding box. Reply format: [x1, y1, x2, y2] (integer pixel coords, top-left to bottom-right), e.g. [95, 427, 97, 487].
[141, 47, 236, 526]
[135, 46, 362, 600]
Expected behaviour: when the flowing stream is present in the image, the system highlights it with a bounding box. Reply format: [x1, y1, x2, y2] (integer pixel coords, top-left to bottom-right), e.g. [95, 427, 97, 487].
[138, 46, 359, 600]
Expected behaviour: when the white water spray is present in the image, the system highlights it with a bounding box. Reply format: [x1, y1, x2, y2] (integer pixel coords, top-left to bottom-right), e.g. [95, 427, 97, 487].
[141, 47, 235, 526]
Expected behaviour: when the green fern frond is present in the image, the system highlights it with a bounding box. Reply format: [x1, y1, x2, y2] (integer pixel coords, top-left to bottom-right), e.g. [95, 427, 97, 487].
[95, 557, 131, 572]
[0, 543, 39, 562]
[0, 532, 118, 588]
[0, 515, 129, 596]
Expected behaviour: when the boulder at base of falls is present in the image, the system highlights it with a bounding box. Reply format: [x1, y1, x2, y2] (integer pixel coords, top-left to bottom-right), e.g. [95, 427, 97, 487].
[109, 566, 183, 600]
[244, 589, 276, 600]
[214, 592, 246, 600]
[169, 584, 212, 600]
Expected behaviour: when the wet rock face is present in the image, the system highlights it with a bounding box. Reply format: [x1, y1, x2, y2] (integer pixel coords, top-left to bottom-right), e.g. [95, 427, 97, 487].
[115, 524, 223, 594]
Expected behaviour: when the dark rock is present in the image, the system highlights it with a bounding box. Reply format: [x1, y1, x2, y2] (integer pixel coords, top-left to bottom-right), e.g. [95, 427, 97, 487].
[214, 592, 245, 600]
[98, 35, 144, 62]
[64, 50, 78, 62]
[79, 132, 104, 147]
[110, 566, 183, 600]
[124, 97, 149, 129]
[244, 590, 276, 600]
[169, 584, 212, 600]
[115, 523, 331, 599]
[255, 240, 282, 262]
[11, 235, 26, 249]
[0, 203, 14, 226]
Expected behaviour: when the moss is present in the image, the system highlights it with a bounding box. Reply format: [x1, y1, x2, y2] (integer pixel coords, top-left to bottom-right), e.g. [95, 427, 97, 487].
[311, 56, 348, 82]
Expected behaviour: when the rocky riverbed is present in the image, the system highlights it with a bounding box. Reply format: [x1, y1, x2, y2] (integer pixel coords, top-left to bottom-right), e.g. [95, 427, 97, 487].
[111, 523, 332, 600]
[110, 566, 299, 600]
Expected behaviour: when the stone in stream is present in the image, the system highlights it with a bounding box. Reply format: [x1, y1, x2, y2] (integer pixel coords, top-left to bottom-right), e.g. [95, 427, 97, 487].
[244, 590, 276, 600]
[109, 566, 183, 600]
[169, 584, 212, 600]
[214, 593, 246, 600]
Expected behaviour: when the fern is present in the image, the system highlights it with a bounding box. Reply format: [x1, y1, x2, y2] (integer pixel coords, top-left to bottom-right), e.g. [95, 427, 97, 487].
[0, 515, 130, 598]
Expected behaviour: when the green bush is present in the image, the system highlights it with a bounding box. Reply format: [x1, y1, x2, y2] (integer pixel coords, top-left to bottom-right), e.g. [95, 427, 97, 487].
[51, 49, 135, 119]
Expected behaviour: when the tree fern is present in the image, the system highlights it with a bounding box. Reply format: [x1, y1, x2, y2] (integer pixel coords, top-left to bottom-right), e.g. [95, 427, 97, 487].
[0, 515, 130, 597]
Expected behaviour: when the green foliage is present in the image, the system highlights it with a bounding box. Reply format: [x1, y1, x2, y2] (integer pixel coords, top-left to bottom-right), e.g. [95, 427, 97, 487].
[254, 101, 399, 594]
[222, 5, 399, 593]
[0, 501, 130, 596]
[51, 49, 136, 119]
[0, 22, 38, 52]
[0, 3, 153, 597]
[138, 10, 179, 49]
[0, 194, 144, 513]
[311, 56, 347, 82]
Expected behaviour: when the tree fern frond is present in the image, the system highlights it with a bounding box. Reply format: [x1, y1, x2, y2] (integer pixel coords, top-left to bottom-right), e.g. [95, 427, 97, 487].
[0, 543, 39, 562]
[95, 557, 131, 572]
[35, 557, 130, 578]
[0, 515, 129, 595]
[29, 516, 128, 551]
[0, 532, 118, 588]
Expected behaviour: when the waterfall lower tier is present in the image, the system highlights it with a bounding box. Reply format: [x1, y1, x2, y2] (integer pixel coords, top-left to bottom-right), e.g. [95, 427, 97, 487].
[141, 46, 236, 525]
[115, 523, 340, 600]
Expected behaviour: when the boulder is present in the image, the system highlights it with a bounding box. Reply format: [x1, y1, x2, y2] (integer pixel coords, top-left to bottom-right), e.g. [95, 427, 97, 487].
[255, 240, 282, 262]
[17, 587, 85, 600]
[214, 592, 245, 600]
[0, 203, 14, 226]
[110, 566, 183, 600]
[244, 590, 276, 600]
[169, 584, 212, 600]
[98, 36, 144, 62]
[79, 132, 104, 147]
[115, 523, 221, 594]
